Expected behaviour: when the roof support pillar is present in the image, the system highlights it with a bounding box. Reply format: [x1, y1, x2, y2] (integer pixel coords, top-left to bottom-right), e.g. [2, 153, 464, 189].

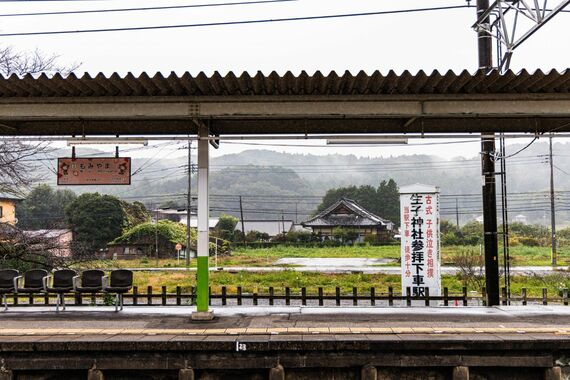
[192, 121, 213, 320]
[477, 0, 500, 306]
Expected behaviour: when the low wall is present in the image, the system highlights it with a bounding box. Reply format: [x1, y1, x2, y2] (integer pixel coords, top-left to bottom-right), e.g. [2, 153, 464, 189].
[0, 334, 569, 379]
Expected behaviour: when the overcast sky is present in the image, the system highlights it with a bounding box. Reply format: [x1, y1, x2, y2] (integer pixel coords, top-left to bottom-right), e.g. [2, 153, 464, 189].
[2, 0, 569, 159]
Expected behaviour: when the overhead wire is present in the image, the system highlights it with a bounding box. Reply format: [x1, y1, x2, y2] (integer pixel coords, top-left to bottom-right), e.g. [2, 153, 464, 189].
[219, 139, 480, 148]
[0, 0, 297, 17]
[0, 5, 472, 37]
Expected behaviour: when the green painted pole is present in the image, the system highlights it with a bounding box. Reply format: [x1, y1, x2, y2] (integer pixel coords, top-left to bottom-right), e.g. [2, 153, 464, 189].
[196, 256, 209, 311]
[196, 124, 210, 313]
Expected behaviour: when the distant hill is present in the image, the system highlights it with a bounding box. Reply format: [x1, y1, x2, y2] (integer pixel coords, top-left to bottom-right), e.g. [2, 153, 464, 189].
[30, 140, 570, 225]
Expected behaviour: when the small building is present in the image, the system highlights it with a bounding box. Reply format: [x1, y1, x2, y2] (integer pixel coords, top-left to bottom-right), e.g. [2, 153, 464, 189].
[22, 229, 73, 258]
[106, 243, 148, 260]
[234, 219, 294, 237]
[107, 240, 195, 260]
[154, 208, 219, 229]
[514, 214, 528, 224]
[0, 193, 22, 225]
[302, 198, 395, 243]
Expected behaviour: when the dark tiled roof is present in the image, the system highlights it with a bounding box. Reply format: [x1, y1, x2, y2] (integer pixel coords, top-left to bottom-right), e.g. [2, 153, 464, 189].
[303, 198, 392, 228]
[0, 192, 22, 201]
[0, 69, 568, 98]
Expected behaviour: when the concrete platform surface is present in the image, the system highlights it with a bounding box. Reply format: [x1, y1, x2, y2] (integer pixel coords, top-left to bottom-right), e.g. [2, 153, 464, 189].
[2, 306, 570, 378]
[1, 306, 570, 337]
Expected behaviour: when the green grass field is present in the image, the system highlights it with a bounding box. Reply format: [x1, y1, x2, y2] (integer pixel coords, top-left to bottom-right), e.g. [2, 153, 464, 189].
[84, 244, 570, 298]
[93, 244, 570, 269]
[130, 270, 570, 298]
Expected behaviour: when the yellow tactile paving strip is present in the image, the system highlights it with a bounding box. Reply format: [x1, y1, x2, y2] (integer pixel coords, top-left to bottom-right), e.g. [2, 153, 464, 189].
[0, 327, 570, 336]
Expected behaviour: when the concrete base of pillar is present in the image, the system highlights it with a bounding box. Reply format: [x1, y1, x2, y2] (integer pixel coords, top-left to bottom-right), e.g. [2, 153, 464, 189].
[452, 366, 469, 380]
[361, 365, 377, 380]
[87, 369, 104, 380]
[191, 311, 214, 321]
[0, 370, 13, 380]
[544, 367, 562, 380]
[179, 368, 195, 380]
[269, 365, 284, 380]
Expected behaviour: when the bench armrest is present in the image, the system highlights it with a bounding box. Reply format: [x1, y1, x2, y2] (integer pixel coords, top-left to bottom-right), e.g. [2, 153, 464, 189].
[72, 276, 81, 291]
[102, 275, 109, 290]
[13, 276, 23, 293]
[42, 275, 53, 292]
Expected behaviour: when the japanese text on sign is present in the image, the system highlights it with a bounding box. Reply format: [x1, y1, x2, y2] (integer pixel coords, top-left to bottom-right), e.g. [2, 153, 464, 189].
[400, 185, 440, 300]
[57, 157, 131, 185]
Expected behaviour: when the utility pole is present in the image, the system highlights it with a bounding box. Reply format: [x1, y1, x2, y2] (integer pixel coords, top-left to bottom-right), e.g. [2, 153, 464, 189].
[455, 198, 460, 229]
[477, 0, 500, 306]
[549, 135, 557, 266]
[499, 135, 511, 300]
[295, 202, 298, 224]
[239, 196, 246, 244]
[155, 207, 159, 267]
[186, 139, 192, 267]
[281, 211, 285, 234]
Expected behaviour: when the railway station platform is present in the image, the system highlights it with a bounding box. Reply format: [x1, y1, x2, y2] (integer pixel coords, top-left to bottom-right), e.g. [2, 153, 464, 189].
[1, 306, 570, 379]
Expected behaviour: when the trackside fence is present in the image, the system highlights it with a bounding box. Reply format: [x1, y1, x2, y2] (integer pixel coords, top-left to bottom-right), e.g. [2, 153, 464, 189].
[3, 286, 570, 307]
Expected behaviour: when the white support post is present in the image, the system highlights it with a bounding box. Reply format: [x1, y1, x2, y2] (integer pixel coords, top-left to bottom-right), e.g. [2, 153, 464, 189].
[192, 123, 213, 320]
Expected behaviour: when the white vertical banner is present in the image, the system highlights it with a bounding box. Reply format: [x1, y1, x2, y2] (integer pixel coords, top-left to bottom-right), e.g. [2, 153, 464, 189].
[400, 184, 441, 301]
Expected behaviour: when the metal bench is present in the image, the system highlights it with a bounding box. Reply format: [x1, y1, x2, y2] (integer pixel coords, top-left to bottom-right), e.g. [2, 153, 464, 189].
[73, 269, 105, 305]
[0, 269, 19, 311]
[43, 269, 77, 312]
[15, 269, 48, 299]
[103, 269, 133, 312]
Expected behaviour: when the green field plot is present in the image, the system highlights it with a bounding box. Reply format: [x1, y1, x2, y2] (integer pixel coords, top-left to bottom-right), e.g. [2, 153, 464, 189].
[88, 244, 570, 269]
[129, 269, 570, 298]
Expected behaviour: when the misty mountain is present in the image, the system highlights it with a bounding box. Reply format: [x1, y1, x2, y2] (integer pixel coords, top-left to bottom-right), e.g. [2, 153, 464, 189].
[31, 140, 570, 225]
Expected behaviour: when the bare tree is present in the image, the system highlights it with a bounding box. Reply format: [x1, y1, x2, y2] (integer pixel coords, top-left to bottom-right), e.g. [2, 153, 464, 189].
[0, 140, 49, 197]
[0, 47, 81, 269]
[0, 223, 84, 270]
[0, 46, 80, 196]
[455, 248, 485, 291]
[0, 45, 80, 77]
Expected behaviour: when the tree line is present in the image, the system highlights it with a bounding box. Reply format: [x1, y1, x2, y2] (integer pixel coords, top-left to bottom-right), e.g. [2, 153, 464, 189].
[15, 184, 150, 257]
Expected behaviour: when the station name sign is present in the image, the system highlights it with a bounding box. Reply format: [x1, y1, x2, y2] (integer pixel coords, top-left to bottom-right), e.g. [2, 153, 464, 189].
[57, 157, 131, 185]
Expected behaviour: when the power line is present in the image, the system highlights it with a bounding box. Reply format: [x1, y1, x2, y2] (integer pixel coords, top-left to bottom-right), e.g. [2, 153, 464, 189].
[220, 139, 480, 148]
[0, 5, 471, 37]
[0, 0, 113, 2]
[0, 0, 296, 18]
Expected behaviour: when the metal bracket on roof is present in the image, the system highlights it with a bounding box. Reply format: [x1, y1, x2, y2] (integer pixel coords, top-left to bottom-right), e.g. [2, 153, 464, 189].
[472, 0, 570, 72]
[188, 103, 200, 116]
[191, 118, 219, 149]
[403, 117, 417, 128]
[0, 122, 16, 131]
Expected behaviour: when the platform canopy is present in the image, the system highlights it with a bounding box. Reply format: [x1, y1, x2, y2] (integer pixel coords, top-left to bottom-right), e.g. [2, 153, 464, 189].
[0, 69, 569, 136]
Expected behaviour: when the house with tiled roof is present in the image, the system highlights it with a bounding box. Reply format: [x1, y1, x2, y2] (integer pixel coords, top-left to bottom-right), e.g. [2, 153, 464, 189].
[0, 192, 22, 225]
[302, 198, 395, 243]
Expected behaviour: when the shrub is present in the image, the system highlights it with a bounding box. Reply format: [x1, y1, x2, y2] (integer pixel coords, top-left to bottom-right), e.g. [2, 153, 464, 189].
[441, 231, 461, 246]
[286, 230, 315, 243]
[364, 234, 376, 244]
[516, 236, 541, 247]
[332, 227, 359, 245]
[508, 236, 522, 247]
[454, 248, 484, 290]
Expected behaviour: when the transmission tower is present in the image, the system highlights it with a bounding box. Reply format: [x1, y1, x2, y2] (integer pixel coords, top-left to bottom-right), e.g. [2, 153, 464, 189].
[473, 0, 570, 71]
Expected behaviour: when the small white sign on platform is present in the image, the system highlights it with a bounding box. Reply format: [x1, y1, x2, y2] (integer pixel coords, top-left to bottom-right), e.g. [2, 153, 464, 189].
[399, 184, 441, 300]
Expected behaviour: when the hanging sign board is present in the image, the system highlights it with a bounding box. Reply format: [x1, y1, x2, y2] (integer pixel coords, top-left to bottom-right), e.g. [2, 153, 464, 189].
[399, 184, 441, 302]
[57, 157, 131, 185]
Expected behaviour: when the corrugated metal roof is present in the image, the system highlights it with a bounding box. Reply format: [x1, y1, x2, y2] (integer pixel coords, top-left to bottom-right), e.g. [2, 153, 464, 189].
[0, 69, 569, 97]
[234, 220, 294, 236]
